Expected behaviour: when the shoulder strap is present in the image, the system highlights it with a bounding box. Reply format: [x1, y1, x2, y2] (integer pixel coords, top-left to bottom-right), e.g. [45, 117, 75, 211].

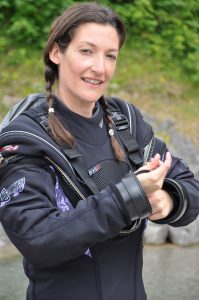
[23, 109, 49, 132]
[0, 93, 47, 133]
[109, 100, 143, 169]
[62, 148, 100, 195]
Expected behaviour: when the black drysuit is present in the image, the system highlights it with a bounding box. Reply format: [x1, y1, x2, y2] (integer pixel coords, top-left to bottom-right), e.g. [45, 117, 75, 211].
[0, 95, 198, 300]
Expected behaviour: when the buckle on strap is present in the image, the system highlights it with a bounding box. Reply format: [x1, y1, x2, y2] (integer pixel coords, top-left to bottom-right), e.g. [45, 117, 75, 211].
[111, 111, 129, 131]
[111, 110, 142, 168]
[119, 219, 142, 236]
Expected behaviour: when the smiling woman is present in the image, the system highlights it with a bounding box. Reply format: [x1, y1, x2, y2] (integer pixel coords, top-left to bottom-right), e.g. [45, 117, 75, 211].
[0, 2, 199, 300]
[49, 23, 119, 117]
[43, 2, 126, 157]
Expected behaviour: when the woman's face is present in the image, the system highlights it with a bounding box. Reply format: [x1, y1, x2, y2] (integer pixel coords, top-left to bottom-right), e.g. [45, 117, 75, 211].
[50, 22, 120, 116]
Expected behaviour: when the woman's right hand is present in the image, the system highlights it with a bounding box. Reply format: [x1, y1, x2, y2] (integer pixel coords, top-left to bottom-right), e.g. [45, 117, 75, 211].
[136, 152, 172, 196]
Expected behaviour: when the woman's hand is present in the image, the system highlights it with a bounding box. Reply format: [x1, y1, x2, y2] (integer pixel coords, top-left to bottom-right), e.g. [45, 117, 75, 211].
[147, 189, 174, 220]
[135, 152, 174, 220]
[136, 152, 172, 195]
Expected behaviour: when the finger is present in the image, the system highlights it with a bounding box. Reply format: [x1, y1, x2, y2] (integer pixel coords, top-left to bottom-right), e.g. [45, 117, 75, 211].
[152, 153, 161, 160]
[150, 154, 161, 168]
[145, 153, 162, 170]
[148, 202, 165, 219]
[163, 151, 172, 168]
[148, 213, 163, 221]
[152, 152, 172, 178]
[134, 157, 160, 174]
[148, 209, 169, 220]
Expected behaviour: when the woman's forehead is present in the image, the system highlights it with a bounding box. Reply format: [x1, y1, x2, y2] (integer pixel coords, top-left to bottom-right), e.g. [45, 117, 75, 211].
[70, 23, 120, 49]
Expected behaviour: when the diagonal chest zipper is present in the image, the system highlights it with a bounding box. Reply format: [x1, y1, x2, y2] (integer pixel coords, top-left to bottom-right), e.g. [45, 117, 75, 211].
[44, 155, 86, 201]
[0, 130, 86, 201]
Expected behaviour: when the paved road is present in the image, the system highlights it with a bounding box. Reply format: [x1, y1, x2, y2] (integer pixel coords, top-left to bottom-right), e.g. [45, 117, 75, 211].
[0, 244, 198, 300]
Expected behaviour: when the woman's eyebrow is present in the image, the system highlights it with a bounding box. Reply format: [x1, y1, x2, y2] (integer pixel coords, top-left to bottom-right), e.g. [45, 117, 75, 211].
[79, 41, 118, 52]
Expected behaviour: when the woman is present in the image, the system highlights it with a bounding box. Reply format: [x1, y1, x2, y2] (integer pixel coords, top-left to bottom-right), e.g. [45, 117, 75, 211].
[0, 2, 198, 300]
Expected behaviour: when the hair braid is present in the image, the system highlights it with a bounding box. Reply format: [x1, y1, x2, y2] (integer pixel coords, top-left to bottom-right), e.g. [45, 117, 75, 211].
[100, 97, 125, 162]
[44, 64, 74, 147]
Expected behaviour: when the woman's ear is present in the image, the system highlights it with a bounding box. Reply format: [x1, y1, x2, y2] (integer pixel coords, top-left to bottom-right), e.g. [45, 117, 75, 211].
[49, 43, 61, 65]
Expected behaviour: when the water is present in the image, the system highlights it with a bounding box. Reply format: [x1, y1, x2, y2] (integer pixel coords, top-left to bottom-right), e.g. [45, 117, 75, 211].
[0, 245, 198, 300]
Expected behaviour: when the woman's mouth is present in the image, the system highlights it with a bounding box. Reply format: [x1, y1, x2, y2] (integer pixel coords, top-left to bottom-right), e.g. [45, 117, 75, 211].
[82, 77, 103, 85]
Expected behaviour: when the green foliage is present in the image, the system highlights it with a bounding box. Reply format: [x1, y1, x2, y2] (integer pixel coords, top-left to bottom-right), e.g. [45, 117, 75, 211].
[101, 0, 199, 83]
[0, 0, 76, 49]
[0, 0, 199, 83]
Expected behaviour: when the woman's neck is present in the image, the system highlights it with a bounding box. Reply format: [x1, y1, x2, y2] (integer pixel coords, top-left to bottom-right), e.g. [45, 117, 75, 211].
[55, 90, 96, 118]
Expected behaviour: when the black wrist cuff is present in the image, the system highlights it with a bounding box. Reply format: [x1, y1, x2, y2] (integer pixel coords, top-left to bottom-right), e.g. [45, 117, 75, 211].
[155, 178, 188, 224]
[113, 172, 152, 221]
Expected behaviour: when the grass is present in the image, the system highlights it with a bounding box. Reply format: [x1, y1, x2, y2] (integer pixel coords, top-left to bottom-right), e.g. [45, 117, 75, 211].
[0, 46, 199, 148]
[0, 49, 44, 121]
[0, 49, 44, 109]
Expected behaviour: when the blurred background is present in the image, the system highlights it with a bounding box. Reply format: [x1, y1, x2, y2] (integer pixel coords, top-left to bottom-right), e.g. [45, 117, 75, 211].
[0, 0, 199, 299]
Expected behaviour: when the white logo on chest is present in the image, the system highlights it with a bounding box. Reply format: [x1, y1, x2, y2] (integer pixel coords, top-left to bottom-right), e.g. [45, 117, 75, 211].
[99, 118, 103, 128]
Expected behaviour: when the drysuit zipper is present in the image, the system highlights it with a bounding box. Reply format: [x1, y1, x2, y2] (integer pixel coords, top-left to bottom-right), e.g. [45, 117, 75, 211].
[143, 136, 155, 164]
[0, 130, 74, 173]
[0, 130, 86, 201]
[44, 155, 86, 201]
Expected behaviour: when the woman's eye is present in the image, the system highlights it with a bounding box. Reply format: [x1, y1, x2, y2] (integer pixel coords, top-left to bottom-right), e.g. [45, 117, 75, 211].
[107, 54, 117, 60]
[80, 49, 92, 54]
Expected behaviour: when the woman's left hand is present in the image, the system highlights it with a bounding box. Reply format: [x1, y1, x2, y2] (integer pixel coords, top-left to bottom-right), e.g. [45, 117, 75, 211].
[147, 189, 174, 221]
[136, 152, 172, 196]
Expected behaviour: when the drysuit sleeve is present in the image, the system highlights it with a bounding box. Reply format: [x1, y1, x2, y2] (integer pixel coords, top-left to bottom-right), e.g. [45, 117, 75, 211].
[132, 106, 199, 227]
[0, 160, 151, 268]
[156, 151, 199, 227]
[146, 136, 199, 227]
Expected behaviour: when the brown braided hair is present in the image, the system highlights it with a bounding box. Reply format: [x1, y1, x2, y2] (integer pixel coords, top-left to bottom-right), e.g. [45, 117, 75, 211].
[100, 97, 125, 161]
[43, 2, 126, 159]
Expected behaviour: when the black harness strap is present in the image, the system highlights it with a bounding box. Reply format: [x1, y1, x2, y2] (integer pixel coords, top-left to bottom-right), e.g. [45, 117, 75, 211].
[110, 109, 143, 169]
[22, 110, 49, 131]
[62, 148, 100, 195]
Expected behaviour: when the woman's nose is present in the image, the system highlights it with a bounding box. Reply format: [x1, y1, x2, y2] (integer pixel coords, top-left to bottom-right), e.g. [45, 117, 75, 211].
[91, 55, 105, 74]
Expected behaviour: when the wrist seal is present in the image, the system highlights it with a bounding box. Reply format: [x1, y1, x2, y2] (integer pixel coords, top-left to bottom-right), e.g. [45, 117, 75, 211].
[153, 178, 188, 225]
[114, 172, 152, 221]
[162, 178, 188, 223]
